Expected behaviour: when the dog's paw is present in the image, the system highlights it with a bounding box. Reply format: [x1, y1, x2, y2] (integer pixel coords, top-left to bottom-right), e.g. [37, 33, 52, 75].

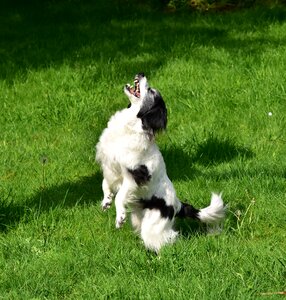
[101, 198, 112, 211]
[115, 213, 126, 229]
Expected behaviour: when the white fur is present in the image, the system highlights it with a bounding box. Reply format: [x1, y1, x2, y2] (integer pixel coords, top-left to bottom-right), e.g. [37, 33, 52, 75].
[199, 193, 225, 223]
[96, 75, 225, 252]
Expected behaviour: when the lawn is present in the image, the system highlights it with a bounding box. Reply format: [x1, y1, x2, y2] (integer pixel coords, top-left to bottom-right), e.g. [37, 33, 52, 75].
[0, 0, 285, 298]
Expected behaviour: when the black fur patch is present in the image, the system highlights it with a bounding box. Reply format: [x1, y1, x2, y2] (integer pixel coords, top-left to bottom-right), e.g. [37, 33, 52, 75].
[128, 165, 151, 186]
[176, 202, 200, 219]
[137, 88, 167, 134]
[141, 196, 175, 220]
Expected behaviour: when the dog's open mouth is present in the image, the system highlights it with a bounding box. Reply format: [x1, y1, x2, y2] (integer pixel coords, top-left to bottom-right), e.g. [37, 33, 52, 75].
[126, 76, 140, 98]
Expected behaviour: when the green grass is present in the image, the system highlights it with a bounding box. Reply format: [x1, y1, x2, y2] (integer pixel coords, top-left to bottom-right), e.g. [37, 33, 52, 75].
[1, 0, 286, 298]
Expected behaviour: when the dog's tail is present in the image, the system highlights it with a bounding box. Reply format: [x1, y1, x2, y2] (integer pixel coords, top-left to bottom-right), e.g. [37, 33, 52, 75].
[177, 193, 225, 229]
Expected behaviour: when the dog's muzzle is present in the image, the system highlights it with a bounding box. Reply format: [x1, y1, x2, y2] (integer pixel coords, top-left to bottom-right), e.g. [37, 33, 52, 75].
[126, 73, 145, 98]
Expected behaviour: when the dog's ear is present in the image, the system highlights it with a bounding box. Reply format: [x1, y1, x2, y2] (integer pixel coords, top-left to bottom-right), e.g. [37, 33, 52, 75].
[137, 89, 167, 134]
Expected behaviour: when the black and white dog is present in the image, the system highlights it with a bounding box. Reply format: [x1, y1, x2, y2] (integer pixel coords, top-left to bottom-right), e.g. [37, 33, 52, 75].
[96, 73, 225, 252]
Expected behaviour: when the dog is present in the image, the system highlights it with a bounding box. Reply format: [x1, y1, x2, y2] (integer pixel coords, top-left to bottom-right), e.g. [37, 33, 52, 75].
[96, 73, 225, 252]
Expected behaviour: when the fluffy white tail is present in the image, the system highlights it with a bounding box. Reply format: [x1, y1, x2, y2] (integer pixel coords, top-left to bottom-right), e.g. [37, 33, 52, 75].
[198, 193, 225, 224]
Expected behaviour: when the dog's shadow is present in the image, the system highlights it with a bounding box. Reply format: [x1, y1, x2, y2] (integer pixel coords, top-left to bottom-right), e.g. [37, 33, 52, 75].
[161, 135, 254, 181]
[174, 217, 205, 238]
[192, 135, 254, 166]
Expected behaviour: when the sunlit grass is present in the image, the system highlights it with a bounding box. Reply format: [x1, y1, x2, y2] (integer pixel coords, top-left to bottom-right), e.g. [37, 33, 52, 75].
[0, 0, 285, 298]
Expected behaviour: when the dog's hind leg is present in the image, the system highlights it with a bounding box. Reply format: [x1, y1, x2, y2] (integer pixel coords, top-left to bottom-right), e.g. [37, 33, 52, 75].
[130, 208, 143, 233]
[101, 178, 114, 210]
[140, 210, 178, 253]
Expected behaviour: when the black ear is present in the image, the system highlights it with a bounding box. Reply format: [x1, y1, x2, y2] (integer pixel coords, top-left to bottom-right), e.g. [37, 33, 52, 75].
[137, 89, 167, 134]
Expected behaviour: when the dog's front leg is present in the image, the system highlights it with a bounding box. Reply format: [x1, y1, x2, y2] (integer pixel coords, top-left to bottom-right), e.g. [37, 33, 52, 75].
[101, 178, 114, 210]
[115, 178, 132, 229]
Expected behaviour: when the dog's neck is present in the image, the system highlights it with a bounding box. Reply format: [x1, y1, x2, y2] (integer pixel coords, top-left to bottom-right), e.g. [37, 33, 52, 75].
[127, 104, 158, 144]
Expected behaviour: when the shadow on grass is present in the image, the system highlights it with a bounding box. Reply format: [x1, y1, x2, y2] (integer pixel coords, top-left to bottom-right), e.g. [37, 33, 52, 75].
[1, 0, 286, 82]
[162, 134, 254, 180]
[0, 135, 255, 233]
[162, 146, 198, 181]
[0, 172, 103, 232]
[175, 217, 206, 238]
[193, 135, 254, 166]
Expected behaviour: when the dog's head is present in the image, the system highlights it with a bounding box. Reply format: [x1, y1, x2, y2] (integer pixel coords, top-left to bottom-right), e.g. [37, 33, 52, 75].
[124, 73, 167, 134]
